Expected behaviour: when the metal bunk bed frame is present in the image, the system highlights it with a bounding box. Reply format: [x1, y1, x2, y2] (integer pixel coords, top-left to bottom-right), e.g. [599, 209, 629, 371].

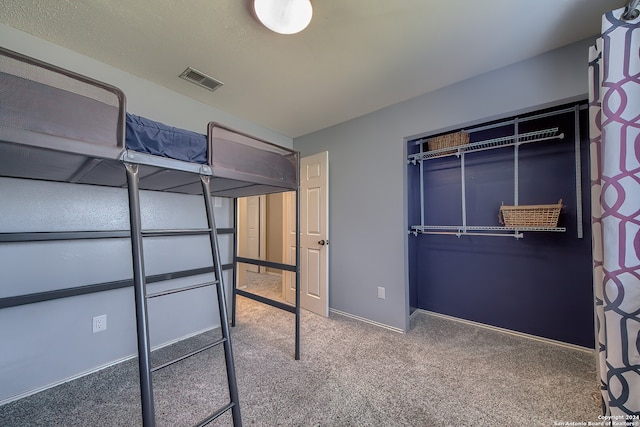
[0, 47, 301, 426]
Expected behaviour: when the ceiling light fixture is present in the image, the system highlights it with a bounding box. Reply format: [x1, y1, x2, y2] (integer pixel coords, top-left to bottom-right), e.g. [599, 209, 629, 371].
[254, 0, 313, 35]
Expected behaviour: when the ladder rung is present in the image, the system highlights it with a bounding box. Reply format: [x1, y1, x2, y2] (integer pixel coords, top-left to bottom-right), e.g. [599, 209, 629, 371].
[146, 281, 218, 299]
[151, 337, 227, 373]
[194, 402, 235, 427]
[141, 228, 212, 237]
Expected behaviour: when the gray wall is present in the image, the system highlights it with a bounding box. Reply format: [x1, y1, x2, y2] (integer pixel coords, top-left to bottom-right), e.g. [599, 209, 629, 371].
[0, 24, 291, 403]
[0, 178, 235, 402]
[293, 37, 595, 332]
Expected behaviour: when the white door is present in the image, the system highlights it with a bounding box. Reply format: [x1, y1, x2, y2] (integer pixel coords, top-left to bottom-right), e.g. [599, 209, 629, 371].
[284, 151, 329, 317]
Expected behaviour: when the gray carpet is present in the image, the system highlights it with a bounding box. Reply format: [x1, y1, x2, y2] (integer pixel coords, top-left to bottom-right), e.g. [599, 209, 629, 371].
[0, 275, 601, 426]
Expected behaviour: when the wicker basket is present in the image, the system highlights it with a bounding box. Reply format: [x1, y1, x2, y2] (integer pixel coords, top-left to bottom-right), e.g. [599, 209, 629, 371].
[427, 131, 469, 154]
[499, 199, 563, 228]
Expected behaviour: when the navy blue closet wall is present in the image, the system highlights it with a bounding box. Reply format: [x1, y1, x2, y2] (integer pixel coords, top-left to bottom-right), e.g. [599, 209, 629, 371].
[408, 106, 594, 348]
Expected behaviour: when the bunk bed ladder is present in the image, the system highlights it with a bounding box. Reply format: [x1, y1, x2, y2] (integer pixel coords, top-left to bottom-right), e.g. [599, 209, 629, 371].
[124, 163, 242, 427]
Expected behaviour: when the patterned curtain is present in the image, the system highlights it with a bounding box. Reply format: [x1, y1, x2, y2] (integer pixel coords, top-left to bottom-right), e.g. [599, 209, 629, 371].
[589, 7, 640, 416]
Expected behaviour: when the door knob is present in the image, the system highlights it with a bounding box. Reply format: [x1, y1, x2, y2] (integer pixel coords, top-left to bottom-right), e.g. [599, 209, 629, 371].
[318, 239, 329, 246]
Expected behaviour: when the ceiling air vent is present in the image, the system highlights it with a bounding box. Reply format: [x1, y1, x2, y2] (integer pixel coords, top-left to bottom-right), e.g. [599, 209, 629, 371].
[179, 67, 223, 92]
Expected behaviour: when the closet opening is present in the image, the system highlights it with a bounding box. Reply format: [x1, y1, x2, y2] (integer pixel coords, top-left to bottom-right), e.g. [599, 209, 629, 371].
[407, 101, 593, 348]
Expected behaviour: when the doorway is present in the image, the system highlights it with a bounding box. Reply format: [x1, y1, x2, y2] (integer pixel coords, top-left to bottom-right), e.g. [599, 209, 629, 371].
[406, 103, 594, 347]
[236, 195, 266, 289]
[236, 151, 330, 317]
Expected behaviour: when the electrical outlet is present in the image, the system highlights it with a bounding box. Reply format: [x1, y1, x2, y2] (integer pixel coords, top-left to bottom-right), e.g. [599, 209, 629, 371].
[92, 314, 107, 333]
[377, 286, 386, 300]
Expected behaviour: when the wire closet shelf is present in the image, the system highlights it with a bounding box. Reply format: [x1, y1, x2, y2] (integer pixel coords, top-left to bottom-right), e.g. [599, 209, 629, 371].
[408, 127, 564, 163]
[408, 126, 568, 239]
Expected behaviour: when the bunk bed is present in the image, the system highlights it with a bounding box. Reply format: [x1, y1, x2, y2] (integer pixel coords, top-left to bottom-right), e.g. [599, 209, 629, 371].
[0, 46, 300, 426]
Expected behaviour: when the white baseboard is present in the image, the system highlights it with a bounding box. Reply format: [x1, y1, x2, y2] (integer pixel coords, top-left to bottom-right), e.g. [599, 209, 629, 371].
[329, 308, 405, 334]
[0, 326, 218, 406]
[414, 309, 594, 353]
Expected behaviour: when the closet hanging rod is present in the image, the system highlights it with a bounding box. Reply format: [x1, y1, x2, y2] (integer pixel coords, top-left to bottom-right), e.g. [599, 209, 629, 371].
[411, 225, 566, 233]
[417, 230, 524, 239]
[623, 0, 640, 20]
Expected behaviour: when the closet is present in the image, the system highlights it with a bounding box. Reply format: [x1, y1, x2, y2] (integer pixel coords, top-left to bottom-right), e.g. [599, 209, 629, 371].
[407, 103, 594, 348]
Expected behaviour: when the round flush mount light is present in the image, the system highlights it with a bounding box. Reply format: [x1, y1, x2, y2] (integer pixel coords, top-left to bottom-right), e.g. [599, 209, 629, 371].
[254, 0, 313, 35]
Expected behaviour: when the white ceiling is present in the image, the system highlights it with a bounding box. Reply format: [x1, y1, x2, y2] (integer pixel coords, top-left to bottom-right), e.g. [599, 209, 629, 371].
[0, 0, 621, 138]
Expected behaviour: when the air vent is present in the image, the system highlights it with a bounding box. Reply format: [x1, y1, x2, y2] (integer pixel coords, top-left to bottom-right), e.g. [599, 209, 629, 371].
[179, 67, 223, 92]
